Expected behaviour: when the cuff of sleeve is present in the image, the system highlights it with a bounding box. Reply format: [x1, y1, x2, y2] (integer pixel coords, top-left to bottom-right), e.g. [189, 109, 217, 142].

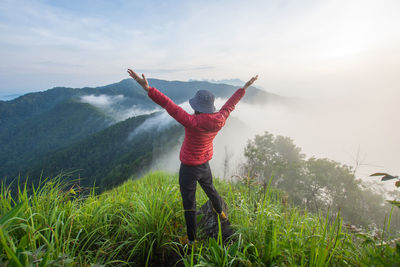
[148, 86, 156, 97]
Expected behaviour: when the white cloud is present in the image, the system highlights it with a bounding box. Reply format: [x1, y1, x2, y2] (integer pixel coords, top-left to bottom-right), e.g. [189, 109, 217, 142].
[80, 94, 123, 109]
[127, 101, 193, 140]
[79, 94, 158, 121]
[128, 111, 176, 141]
[1, 0, 400, 98]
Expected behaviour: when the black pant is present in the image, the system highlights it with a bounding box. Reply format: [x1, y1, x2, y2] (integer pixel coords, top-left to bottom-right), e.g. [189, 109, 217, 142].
[179, 161, 223, 241]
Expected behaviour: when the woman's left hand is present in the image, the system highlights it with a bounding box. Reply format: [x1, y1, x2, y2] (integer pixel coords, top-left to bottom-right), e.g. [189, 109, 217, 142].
[243, 75, 258, 90]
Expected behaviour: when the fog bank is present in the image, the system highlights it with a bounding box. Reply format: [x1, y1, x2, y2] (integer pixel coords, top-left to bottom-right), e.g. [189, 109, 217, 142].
[149, 91, 399, 193]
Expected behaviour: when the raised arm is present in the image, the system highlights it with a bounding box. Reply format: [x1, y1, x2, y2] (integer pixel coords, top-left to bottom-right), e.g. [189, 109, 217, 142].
[220, 75, 258, 118]
[147, 87, 196, 127]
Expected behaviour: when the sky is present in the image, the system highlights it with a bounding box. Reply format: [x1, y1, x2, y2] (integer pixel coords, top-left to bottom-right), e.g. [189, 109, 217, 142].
[1, 0, 399, 183]
[0, 0, 398, 97]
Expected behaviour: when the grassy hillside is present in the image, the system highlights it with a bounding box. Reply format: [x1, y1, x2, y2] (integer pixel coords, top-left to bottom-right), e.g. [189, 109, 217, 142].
[1, 172, 399, 266]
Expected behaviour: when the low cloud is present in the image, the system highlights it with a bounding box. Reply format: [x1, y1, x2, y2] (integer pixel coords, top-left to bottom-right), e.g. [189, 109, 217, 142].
[127, 101, 192, 140]
[80, 94, 124, 109]
[128, 112, 176, 141]
[80, 94, 159, 121]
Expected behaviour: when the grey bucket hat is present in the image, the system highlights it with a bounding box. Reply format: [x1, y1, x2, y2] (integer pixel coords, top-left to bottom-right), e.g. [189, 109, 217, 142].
[189, 90, 216, 114]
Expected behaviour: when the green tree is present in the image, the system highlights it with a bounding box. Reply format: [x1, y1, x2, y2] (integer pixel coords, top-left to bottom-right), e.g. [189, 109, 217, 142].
[243, 131, 305, 197]
[243, 131, 400, 230]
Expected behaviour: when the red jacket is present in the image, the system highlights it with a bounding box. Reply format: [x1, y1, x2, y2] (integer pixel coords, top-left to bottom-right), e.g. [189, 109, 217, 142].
[148, 87, 246, 165]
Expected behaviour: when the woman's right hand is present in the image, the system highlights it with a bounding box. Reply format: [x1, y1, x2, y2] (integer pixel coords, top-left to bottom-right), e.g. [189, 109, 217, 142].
[127, 68, 149, 92]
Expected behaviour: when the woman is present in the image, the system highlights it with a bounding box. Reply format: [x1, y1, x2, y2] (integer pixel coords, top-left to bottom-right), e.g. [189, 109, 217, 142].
[128, 68, 258, 244]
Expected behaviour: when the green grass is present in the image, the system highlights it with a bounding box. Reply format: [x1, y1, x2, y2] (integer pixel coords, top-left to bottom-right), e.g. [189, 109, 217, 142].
[0, 172, 399, 266]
